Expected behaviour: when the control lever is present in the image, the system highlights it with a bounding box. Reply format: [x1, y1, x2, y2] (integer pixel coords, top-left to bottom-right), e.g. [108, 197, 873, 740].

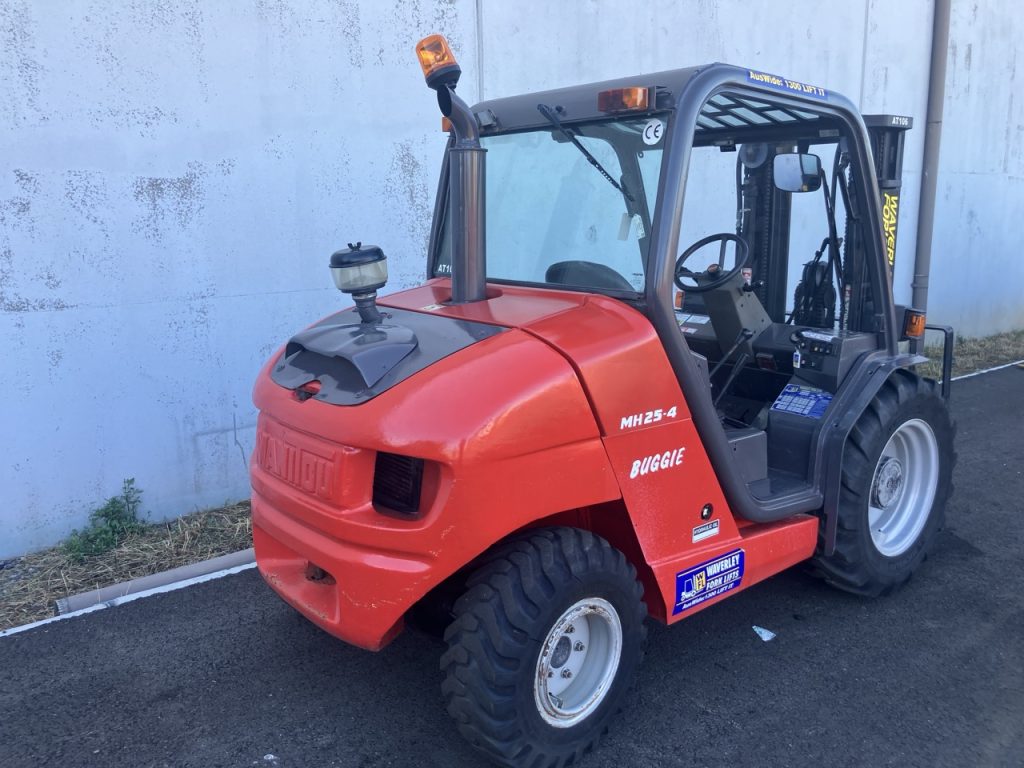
[709, 327, 755, 409]
[714, 351, 750, 408]
[709, 328, 755, 380]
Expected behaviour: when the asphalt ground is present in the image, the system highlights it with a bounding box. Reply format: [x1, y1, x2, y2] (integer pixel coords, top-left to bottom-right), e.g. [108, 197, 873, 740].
[2, 367, 1022, 768]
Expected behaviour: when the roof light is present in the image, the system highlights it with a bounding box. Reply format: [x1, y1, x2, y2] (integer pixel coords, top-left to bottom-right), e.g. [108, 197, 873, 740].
[598, 87, 651, 113]
[415, 34, 461, 89]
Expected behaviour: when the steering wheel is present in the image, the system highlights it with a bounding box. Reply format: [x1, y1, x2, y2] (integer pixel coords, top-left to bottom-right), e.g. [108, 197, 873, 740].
[674, 233, 751, 293]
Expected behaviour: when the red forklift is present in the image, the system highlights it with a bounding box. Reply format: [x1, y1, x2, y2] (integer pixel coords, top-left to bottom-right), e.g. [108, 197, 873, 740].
[250, 35, 955, 768]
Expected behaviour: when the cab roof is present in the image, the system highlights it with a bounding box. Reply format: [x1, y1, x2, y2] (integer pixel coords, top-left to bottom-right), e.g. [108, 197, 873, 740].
[470, 63, 849, 146]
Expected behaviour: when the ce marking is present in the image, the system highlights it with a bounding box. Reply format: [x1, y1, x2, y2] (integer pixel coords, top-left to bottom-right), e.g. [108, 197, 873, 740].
[642, 118, 664, 146]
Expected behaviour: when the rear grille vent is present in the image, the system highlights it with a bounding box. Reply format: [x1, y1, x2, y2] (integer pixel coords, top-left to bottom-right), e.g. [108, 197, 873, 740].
[372, 452, 424, 516]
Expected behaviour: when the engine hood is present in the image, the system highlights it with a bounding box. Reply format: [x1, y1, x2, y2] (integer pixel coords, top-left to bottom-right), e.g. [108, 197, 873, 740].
[260, 280, 679, 455]
[270, 281, 597, 407]
[271, 305, 506, 406]
[255, 324, 602, 466]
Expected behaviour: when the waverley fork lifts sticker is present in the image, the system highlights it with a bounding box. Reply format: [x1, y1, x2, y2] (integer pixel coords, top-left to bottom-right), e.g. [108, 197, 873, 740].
[673, 549, 745, 615]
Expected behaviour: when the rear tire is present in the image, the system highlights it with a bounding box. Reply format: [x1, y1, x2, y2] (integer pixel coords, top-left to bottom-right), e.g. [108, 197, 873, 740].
[441, 528, 646, 768]
[814, 370, 955, 596]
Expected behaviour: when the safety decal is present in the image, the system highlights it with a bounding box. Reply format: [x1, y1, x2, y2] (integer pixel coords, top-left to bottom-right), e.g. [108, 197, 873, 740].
[692, 519, 720, 543]
[746, 70, 827, 100]
[676, 313, 710, 325]
[770, 383, 833, 419]
[642, 118, 664, 145]
[673, 549, 744, 615]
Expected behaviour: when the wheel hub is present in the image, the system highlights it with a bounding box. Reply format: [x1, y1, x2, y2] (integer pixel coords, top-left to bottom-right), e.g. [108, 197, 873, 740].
[872, 456, 904, 508]
[868, 418, 940, 557]
[533, 599, 622, 728]
[551, 635, 572, 668]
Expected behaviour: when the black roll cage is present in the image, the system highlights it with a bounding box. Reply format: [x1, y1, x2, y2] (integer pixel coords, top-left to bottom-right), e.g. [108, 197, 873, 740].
[646, 65, 899, 526]
[426, 63, 908, 532]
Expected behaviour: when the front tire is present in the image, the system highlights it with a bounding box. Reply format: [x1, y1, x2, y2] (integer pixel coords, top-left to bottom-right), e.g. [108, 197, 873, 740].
[441, 528, 646, 768]
[815, 370, 956, 596]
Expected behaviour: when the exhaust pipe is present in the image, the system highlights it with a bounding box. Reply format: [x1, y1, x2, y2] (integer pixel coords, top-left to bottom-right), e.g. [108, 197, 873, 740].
[416, 35, 487, 304]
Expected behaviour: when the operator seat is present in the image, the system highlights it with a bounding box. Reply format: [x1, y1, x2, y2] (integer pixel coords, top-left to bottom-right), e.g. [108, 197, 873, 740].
[546, 261, 635, 292]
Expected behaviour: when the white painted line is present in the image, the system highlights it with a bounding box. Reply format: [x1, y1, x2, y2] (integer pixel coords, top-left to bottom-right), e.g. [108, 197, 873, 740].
[950, 358, 1024, 382]
[0, 561, 257, 639]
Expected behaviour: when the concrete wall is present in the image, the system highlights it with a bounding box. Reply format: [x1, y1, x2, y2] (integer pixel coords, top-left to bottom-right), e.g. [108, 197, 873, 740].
[0, 0, 1019, 556]
[0, 0, 478, 557]
[928, 1, 1024, 334]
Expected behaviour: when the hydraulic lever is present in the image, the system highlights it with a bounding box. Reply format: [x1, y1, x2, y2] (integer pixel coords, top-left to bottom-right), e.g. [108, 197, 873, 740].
[709, 328, 755, 380]
[710, 328, 755, 409]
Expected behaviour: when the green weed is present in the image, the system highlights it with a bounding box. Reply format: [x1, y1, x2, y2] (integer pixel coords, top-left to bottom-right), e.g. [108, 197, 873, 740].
[63, 479, 144, 562]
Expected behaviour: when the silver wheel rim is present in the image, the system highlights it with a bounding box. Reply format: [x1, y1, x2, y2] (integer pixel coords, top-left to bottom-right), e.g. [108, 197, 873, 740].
[533, 597, 623, 728]
[869, 418, 939, 557]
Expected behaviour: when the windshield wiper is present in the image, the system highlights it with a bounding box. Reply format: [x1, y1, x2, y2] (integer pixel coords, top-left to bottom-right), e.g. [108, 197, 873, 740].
[537, 103, 635, 203]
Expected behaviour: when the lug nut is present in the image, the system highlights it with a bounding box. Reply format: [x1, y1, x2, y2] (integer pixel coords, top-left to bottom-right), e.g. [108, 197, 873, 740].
[565, 625, 575, 634]
[548, 671, 554, 678]
[574, 642, 585, 652]
[561, 669, 572, 679]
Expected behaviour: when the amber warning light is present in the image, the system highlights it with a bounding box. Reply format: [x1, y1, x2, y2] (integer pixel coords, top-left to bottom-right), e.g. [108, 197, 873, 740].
[416, 34, 460, 88]
[903, 309, 927, 339]
[598, 87, 652, 113]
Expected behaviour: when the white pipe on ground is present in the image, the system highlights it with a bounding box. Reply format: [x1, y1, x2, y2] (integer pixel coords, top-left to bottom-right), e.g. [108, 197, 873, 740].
[55, 548, 255, 615]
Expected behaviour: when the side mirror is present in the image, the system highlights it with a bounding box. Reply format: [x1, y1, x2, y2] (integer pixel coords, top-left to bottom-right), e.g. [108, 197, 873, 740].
[773, 153, 822, 193]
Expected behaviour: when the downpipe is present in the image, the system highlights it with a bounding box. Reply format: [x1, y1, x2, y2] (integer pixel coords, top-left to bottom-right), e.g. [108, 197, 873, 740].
[911, 0, 950, 334]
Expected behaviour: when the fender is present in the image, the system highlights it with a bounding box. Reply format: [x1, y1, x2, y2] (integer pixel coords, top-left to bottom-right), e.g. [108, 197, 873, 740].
[251, 325, 621, 648]
[818, 351, 927, 555]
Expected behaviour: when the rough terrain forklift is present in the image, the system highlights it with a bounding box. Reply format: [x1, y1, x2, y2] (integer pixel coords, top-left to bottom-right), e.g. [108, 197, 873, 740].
[250, 35, 955, 768]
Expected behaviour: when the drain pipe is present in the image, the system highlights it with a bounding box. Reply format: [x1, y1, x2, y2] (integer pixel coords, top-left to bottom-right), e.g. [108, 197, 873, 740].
[911, 0, 951, 318]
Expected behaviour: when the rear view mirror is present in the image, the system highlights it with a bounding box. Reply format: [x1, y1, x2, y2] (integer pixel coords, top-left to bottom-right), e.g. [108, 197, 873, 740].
[774, 153, 822, 193]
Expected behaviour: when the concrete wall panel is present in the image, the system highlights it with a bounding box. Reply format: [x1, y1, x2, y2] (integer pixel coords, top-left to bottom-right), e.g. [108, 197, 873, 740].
[928, 1, 1024, 334]
[1, 0, 1020, 556]
[0, 0, 476, 557]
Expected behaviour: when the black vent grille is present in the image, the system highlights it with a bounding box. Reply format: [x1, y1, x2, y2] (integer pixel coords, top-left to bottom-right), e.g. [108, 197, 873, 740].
[373, 452, 424, 516]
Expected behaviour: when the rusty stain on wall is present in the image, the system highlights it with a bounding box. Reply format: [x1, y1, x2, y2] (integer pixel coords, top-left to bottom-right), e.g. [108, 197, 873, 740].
[0, 245, 72, 312]
[331, 0, 364, 68]
[88, 105, 179, 136]
[13, 168, 37, 195]
[131, 163, 207, 241]
[385, 139, 431, 239]
[64, 170, 111, 239]
[0, 0, 45, 125]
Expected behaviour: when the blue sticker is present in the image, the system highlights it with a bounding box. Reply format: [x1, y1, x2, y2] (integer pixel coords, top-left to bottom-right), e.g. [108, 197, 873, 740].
[746, 70, 828, 100]
[771, 384, 833, 419]
[673, 549, 745, 615]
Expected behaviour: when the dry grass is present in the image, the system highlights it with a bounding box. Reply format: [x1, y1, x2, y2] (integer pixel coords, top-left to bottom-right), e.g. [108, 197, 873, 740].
[917, 329, 1024, 380]
[0, 501, 252, 632]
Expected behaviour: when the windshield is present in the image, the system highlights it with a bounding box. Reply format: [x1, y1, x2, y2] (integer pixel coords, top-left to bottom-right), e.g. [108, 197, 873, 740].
[433, 115, 666, 293]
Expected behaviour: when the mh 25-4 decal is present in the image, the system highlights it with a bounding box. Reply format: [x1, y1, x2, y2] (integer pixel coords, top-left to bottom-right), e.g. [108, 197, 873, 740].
[620, 405, 679, 431]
